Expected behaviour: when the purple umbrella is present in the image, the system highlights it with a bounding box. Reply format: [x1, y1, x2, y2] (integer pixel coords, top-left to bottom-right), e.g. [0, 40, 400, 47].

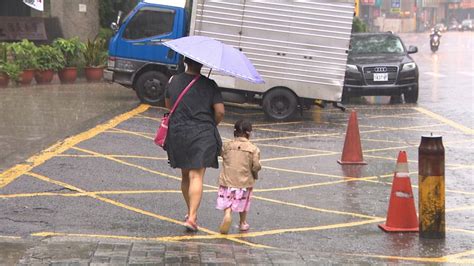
[163, 36, 264, 84]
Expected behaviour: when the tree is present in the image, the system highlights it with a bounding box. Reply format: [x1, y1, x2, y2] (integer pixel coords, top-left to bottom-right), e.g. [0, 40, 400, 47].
[99, 0, 139, 28]
[352, 17, 368, 33]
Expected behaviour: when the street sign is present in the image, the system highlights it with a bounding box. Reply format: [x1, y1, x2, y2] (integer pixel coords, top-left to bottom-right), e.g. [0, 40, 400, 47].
[391, 0, 401, 8]
[22, 0, 43, 11]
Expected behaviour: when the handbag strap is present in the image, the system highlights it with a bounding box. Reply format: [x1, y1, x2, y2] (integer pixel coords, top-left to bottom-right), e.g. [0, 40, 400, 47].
[169, 75, 200, 116]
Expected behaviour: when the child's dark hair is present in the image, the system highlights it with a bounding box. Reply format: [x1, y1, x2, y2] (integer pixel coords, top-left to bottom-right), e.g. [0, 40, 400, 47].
[234, 119, 252, 138]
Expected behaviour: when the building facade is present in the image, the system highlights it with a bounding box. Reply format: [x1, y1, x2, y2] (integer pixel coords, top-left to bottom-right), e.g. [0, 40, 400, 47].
[0, 0, 99, 43]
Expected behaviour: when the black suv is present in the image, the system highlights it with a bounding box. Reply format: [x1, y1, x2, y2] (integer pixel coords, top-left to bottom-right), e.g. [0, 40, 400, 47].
[343, 33, 419, 103]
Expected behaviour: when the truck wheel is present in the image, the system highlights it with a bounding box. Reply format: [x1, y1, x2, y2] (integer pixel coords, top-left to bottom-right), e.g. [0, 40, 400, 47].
[262, 88, 298, 120]
[135, 71, 168, 106]
[404, 85, 419, 103]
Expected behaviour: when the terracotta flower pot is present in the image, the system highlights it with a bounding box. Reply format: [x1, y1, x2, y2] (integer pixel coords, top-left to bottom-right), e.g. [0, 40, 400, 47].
[85, 66, 104, 82]
[58, 67, 78, 84]
[19, 69, 35, 85]
[0, 72, 9, 88]
[34, 69, 55, 84]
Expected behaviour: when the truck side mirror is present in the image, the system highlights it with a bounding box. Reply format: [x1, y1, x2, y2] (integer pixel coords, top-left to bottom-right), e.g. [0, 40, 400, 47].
[110, 22, 119, 32]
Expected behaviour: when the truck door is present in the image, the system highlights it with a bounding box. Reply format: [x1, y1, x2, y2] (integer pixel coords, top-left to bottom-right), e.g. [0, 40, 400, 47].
[115, 5, 183, 65]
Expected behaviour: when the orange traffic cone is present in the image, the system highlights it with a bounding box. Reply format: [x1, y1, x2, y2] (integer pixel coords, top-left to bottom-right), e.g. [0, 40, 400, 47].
[338, 110, 366, 165]
[379, 151, 419, 232]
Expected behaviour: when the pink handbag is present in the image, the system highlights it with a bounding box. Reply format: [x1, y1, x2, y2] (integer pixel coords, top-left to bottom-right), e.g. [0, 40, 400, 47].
[154, 75, 200, 148]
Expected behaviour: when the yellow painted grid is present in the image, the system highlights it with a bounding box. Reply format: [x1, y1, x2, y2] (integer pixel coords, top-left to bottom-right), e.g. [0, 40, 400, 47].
[0, 104, 473, 264]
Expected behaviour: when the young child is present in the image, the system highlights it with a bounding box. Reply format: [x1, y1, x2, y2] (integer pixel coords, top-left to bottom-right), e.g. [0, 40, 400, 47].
[216, 119, 261, 234]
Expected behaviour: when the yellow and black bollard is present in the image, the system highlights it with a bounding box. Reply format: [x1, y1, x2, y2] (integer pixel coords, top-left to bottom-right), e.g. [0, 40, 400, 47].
[418, 135, 445, 239]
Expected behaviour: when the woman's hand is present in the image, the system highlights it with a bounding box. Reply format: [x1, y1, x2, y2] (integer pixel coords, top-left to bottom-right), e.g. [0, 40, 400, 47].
[213, 103, 225, 125]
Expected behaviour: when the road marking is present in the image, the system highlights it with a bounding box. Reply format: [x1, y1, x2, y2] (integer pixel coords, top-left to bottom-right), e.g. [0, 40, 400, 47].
[66, 148, 381, 219]
[158, 219, 385, 241]
[26, 172, 269, 248]
[133, 114, 161, 122]
[109, 127, 155, 140]
[413, 107, 474, 134]
[0, 105, 150, 189]
[0, 235, 21, 239]
[252, 196, 380, 219]
[423, 71, 447, 78]
[254, 177, 379, 193]
[0, 189, 218, 199]
[447, 228, 474, 235]
[56, 154, 168, 160]
[260, 152, 339, 162]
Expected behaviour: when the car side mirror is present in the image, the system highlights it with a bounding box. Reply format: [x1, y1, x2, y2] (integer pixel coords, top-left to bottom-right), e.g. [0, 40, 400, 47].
[407, 45, 418, 54]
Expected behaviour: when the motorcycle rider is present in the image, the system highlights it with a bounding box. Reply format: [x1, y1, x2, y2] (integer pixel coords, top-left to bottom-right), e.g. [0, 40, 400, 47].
[430, 28, 442, 52]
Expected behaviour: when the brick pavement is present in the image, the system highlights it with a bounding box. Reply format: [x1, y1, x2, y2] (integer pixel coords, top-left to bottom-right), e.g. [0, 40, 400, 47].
[3, 238, 374, 265]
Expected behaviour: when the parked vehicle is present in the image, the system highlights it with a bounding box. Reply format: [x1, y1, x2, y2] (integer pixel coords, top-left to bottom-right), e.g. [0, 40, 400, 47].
[448, 21, 460, 31]
[105, 0, 355, 120]
[433, 23, 447, 32]
[460, 19, 473, 31]
[430, 30, 441, 53]
[343, 33, 419, 103]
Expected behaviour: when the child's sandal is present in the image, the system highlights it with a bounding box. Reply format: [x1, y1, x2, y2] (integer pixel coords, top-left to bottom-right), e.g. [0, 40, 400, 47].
[239, 222, 250, 231]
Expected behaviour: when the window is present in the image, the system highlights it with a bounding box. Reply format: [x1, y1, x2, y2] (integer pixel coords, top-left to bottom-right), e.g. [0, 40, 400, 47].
[123, 7, 175, 40]
[351, 35, 405, 54]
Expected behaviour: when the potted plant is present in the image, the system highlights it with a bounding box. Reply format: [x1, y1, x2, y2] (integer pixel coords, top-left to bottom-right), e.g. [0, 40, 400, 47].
[52, 37, 85, 83]
[83, 38, 107, 82]
[0, 62, 21, 87]
[8, 40, 38, 85]
[34, 45, 65, 84]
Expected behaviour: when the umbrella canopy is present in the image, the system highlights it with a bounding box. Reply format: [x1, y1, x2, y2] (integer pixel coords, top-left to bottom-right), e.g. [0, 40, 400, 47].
[163, 36, 264, 84]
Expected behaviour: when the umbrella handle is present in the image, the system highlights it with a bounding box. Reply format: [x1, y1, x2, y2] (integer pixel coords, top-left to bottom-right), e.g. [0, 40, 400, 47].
[208, 68, 212, 78]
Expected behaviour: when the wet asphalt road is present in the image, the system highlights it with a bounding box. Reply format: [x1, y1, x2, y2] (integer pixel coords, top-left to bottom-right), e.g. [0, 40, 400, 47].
[0, 32, 473, 264]
[0, 82, 139, 173]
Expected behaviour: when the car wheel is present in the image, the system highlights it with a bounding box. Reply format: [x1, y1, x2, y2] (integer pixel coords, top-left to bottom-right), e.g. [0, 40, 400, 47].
[262, 87, 298, 120]
[135, 71, 168, 106]
[404, 85, 419, 103]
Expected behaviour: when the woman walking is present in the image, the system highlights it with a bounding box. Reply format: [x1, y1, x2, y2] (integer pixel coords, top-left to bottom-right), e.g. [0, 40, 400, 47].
[164, 57, 225, 232]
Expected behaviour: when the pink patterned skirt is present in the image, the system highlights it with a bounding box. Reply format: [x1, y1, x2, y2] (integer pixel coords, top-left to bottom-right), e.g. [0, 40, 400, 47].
[216, 186, 253, 213]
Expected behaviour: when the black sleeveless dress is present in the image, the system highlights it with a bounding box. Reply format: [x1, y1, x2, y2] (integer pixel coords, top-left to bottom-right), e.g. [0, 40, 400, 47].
[164, 73, 223, 169]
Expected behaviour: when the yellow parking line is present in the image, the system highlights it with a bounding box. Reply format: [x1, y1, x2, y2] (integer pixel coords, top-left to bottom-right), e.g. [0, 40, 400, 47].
[56, 154, 168, 161]
[258, 143, 337, 153]
[0, 189, 219, 199]
[448, 228, 474, 235]
[108, 127, 154, 140]
[0, 235, 22, 239]
[262, 166, 344, 179]
[260, 152, 339, 162]
[134, 114, 161, 122]
[160, 218, 385, 241]
[0, 104, 150, 189]
[26, 172, 269, 248]
[252, 196, 381, 220]
[254, 176, 378, 193]
[414, 107, 474, 134]
[72, 147, 184, 183]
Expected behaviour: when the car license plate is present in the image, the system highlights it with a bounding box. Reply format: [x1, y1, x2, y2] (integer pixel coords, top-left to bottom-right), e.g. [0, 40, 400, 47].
[373, 73, 388, 82]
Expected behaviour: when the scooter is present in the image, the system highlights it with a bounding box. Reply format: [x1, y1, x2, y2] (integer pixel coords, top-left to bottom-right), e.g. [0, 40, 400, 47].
[430, 30, 441, 52]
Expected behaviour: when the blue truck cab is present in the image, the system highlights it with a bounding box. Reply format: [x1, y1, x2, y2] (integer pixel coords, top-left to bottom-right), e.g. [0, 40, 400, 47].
[105, 0, 189, 105]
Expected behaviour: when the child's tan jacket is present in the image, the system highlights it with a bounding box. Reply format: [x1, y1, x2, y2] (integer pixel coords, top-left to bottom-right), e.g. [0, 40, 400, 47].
[219, 137, 261, 188]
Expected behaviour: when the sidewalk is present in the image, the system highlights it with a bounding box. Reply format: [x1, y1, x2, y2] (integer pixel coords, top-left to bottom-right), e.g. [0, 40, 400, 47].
[2, 237, 373, 265]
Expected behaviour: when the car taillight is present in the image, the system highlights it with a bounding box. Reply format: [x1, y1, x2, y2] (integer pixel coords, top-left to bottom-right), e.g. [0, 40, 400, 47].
[108, 57, 116, 69]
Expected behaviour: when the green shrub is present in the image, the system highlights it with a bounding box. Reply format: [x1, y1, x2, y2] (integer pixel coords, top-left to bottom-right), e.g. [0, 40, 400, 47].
[84, 38, 107, 67]
[0, 42, 21, 81]
[35, 45, 66, 71]
[352, 17, 368, 33]
[8, 39, 38, 70]
[52, 37, 85, 68]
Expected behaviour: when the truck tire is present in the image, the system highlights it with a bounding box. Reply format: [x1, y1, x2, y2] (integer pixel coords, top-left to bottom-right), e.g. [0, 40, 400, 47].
[135, 71, 168, 106]
[262, 88, 298, 120]
[404, 85, 419, 103]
